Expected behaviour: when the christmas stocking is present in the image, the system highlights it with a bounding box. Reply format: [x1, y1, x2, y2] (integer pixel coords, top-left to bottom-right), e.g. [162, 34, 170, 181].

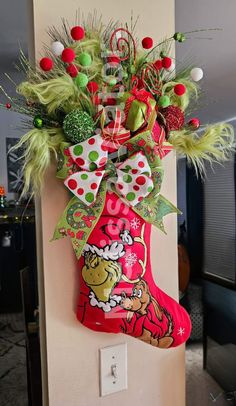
[54, 130, 191, 349]
[77, 192, 191, 348]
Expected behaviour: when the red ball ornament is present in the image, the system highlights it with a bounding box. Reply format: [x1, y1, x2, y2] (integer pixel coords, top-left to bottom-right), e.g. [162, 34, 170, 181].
[188, 118, 200, 129]
[162, 57, 172, 69]
[6, 103, 11, 109]
[71, 26, 85, 41]
[174, 83, 186, 96]
[39, 57, 53, 71]
[66, 64, 79, 78]
[87, 81, 99, 93]
[142, 37, 153, 49]
[61, 48, 76, 63]
[159, 105, 185, 132]
[153, 59, 163, 70]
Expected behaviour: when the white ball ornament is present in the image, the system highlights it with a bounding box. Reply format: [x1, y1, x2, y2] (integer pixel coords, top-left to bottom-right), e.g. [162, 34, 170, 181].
[51, 41, 64, 56]
[191, 67, 203, 82]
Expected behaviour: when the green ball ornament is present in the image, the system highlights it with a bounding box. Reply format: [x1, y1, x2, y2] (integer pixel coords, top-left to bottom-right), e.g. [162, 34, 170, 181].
[158, 95, 171, 108]
[75, 72, 89, 88]
[78, 52, 92, 67]
[33, 115, 43, 128]
[63, 110, 95, 144]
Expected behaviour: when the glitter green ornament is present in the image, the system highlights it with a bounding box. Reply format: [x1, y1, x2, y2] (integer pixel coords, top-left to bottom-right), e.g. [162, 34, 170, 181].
[33, 115, 43, 128]
[63, 110, 95, 143]
[78, 52, 92, 67]
[75, 72, 89, 88]
[158, 95, 171, 108]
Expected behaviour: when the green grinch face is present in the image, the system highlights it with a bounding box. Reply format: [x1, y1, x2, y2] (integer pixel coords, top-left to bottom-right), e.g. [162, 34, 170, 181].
[82, 251, 122, 302]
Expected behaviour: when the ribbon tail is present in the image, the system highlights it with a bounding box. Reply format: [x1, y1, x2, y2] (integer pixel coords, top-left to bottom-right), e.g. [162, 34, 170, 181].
[127, 164, 179, 233]
[52, 182, 107, 259]
[132, 193, 180, 234]
[56, 142, 73, 180]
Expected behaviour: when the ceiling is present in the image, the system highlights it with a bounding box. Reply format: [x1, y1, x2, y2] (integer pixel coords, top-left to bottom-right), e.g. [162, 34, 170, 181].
[0, 0, 235, 123]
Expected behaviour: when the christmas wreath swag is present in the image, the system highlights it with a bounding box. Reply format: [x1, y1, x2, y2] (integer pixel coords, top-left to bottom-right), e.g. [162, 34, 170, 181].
[2, 15, 234, 349]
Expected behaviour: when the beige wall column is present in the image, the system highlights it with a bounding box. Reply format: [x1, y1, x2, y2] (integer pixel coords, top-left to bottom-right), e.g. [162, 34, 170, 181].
[28, 1, 185, 405]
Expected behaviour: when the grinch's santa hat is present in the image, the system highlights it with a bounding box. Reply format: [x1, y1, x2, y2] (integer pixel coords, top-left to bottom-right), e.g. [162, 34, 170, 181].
[83, 217, 134, 260]
[83, 241, 125, 261]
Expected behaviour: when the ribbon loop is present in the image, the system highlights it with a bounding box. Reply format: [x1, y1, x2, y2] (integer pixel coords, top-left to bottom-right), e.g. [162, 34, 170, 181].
[68, 134, 108, 171]
[115, 151, 154, 206]
[64, 135, 108, 205]
[64, 169, 106, 205]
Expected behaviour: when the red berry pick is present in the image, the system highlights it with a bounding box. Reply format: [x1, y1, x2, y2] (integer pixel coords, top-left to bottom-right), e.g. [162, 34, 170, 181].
[66, 64, 79, 78]
[39, 57, 53, 71]
[61, 48, 76, 63]
[153, 59, 163, 70]
[174, 83, 186, 96]
[162, 57, 172, 69]
[188, 118, 200, 129]
[71, 26, 85, 41]
[142, 37, 153, 49]
[87, 81, 99, 93]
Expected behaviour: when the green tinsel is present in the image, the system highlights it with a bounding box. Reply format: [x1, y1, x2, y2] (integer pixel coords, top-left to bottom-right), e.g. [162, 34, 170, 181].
[63, 110, 95, 144]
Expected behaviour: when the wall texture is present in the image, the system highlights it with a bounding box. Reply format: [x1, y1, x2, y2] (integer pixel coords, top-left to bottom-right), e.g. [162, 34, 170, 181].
[29, 1, 185, 405]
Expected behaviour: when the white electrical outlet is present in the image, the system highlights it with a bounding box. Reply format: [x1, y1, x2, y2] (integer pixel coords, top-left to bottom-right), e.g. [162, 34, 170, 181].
[99, 343, 127, 396]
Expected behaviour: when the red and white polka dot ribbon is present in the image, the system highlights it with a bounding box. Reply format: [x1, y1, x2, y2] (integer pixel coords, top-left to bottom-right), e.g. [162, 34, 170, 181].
[64, 135, 154, 206]
[115, 151, 154, 205]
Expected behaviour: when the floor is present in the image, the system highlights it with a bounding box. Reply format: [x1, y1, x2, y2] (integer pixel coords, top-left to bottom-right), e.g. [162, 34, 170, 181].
[186, 343, 235, 406]
[0, 313, 28, 406]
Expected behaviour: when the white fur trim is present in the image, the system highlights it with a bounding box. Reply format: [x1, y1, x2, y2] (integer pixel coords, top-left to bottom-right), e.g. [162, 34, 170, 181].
[89, 291, 121, 313]
[83, 241, 125, 260]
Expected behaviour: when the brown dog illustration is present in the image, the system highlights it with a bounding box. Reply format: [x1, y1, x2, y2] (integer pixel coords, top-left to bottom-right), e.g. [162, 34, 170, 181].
[121, 279, 174, 348]
[82, 251, 122, 302]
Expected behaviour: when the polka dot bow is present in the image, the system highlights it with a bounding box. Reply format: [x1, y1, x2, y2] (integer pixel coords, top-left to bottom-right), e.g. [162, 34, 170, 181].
[64, 135, 154, 206]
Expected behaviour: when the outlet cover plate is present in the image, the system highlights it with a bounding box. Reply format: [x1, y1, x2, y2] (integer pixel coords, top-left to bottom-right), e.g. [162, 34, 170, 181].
[99, 343, 127, 396]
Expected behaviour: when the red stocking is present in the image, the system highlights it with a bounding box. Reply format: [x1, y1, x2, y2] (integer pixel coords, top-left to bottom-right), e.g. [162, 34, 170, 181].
[77, 192, 191, 348]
